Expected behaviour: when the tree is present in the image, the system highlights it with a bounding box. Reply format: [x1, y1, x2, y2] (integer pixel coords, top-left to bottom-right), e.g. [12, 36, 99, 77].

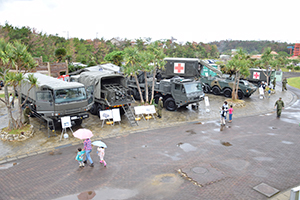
[55, 48, 67, 62]
[0, 39, 37, 130]
[261, 47, 274, 85]
[123, 47, 144, 104]
[225, 49, 250, 100]
[104, 51, 124, 66]
[146, 41, 166, 104]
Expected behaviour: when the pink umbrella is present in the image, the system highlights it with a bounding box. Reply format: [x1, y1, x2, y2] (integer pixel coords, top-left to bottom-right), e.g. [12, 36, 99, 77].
[73, 128, 93, 140]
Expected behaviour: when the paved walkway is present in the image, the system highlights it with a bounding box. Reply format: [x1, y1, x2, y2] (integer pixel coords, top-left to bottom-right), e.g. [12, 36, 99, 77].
[0, 82, 299, 199]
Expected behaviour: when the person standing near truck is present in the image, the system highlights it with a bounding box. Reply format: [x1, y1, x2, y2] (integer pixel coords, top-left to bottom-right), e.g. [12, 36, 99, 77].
[157, 97, 163, 118]
[23, 104, 33, 124]
[272, 77, 276, 90]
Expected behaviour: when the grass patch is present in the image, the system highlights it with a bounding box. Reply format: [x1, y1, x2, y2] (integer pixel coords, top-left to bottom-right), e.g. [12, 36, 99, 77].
[288, 77, 300, 89]
[0, 94, 5, 98]
[2, 124, 31, 134]
[280, 68, 300, 73]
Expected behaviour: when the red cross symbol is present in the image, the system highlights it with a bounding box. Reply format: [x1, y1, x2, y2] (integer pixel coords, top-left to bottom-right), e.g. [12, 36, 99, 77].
[174, 63, 185, 73]
[253, 72, 260, 79]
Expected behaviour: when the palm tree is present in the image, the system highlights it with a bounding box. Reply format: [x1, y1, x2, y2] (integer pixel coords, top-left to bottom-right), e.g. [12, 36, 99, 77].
[261, 47, 273, 85]
[225, 49, 250, 100]
[0, 39, 37, 130]
[0, 39, 16, 130]
[123, 47, 144, 104]
[146, 41, 166, 104]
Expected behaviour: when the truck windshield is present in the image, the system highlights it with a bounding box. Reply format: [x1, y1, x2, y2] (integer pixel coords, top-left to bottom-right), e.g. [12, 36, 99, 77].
[54, 87, 87, 103]
[184, 83, 202, 93]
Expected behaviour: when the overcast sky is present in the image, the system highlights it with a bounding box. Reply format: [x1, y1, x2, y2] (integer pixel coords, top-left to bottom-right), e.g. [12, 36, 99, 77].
[0, 0, 299, 44]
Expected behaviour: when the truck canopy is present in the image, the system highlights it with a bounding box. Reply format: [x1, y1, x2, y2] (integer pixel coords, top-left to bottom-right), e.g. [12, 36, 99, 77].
[24, 73, 84, 90]
[163, 57, 222, 78]
[78, 71, 126, 99]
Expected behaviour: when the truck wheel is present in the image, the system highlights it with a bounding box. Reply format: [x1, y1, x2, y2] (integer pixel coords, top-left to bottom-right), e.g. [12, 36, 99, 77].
[74, 119, 82, 126]
[154, 94, 162, 104]
[89, 103, 99, 115]
[165, 97, 176, 111]
[133, 88, 141, 100]
[223, 88, 232, 98]
[202, 84, 210, 93]
[212, 86, 221, 95]
[238, 90, 244, 99]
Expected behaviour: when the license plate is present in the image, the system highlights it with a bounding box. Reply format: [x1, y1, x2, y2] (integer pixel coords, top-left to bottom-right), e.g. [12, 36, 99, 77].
[71, 116, 78, 120]
[82, 115, 88, 118]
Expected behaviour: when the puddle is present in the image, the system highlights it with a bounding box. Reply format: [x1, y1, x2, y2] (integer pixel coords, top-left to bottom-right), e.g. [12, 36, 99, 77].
[281, 141, 293, 145]
[160, 152, 181, 161]
[267, 133, 276, 136]
[0, 162, 17, 170]
[177, 143, 197, 152]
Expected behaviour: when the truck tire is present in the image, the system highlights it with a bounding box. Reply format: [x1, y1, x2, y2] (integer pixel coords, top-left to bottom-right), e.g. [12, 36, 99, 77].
[164, 97, 176, 111]
[223, 88, 232, 98]
[212, 86, 221, 95]
[133, 88, 141, 100]
[89, 103, 99, 115]
[238, 90, 244, 99]
[202, 84, 210, 93]
[74, 119, 82, 126]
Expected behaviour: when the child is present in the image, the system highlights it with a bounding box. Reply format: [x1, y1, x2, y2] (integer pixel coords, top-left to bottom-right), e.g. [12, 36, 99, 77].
[220, 106, 226, 126]
[75, 148, 86, 168]
[97, 146, 106, 167]
[228, 105, 233, 123]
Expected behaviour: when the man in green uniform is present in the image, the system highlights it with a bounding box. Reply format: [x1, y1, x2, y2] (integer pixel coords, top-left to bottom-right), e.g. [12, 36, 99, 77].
[157, 97, 163, 118]
[23, 104, 33, 124]
[274, 97, 284, 118]
[282, 78, 287, 91]
[272, 77, 276, 90]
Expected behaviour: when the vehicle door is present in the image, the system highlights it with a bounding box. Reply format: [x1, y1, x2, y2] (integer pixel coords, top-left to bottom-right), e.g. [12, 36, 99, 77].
[172, 83, 184, 102]
[86, 85, 94, 110]
[36, 91, 54, 113]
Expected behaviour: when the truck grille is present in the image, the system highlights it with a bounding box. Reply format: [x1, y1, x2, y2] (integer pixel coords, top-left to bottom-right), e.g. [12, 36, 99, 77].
[66, 108, 81, 114]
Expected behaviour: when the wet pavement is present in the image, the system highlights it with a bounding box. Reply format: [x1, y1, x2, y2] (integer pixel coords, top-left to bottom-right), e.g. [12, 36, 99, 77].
[0, 84, 295, 161]
[0, 82, 299, 199]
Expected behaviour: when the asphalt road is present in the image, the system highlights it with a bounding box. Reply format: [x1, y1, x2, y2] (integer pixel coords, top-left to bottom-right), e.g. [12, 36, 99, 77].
[0, 83, 299, 200]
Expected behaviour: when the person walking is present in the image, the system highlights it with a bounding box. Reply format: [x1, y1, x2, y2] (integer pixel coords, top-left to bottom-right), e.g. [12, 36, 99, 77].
[282, 78, 288, 91]
[75, 148, 86, 168]
[23, 104, 33, 124]
[157, 97, 163, 118]
[97, 146, 106, 167]
[274, 97, 284, 118]
[83, 138, 94, 167]
[272, 77, 276, 90]
[228, 105, 233, 123]
[9, 93, 14, 108]
[223, 101, 229, 120]
[220, 106, 226, 126]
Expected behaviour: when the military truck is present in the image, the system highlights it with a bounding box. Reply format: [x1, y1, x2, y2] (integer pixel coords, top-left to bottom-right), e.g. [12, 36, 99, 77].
[201, 75, 257, 99]
[246, 68, 278, 85]
[20, 73, 92, 130]
[70, 71, 138, 126]
[127, 74, 204, 111]
[162, 58, 257, 99]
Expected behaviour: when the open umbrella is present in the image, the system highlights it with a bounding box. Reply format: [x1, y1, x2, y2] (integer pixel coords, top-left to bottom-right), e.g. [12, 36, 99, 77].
[73, 128, 93, 140]
[92, 140, 107, 148]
